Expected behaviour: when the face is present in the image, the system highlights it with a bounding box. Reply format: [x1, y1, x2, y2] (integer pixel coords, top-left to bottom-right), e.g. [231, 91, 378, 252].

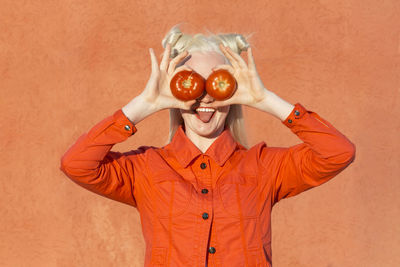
[179, 51, 231, 138]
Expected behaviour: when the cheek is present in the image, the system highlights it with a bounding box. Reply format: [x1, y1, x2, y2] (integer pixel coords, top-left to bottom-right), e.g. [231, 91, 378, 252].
[217, 109, 229, 121]
[181, 112, 195, 122]
[179, 109, 194, 117]
[222, 107, 231, 121]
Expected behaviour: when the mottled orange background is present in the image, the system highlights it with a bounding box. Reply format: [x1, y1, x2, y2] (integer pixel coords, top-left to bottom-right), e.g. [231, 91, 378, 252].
[1, 0, 399, 266]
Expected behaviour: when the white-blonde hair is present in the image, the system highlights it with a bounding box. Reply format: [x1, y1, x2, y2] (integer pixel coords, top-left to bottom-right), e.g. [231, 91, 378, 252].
[162, 23, 255, 149]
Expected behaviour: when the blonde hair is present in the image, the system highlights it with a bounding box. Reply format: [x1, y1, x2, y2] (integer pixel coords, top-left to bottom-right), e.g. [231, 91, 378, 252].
[162, 23, 255, 149]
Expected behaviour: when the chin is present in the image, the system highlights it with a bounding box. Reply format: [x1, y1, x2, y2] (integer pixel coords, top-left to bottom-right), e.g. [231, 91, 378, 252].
[192, 125, 221, 137]
[185, 118, 225, 138]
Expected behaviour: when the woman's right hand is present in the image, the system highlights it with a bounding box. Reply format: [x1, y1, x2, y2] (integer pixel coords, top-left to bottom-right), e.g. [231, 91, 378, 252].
[140, 43, 198, 112]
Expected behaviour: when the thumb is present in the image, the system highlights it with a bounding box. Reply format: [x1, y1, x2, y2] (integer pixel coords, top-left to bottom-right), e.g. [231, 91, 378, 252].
[209, 100, 224, 109]
[181, 99, 197, 110]
[149, 48, 159, 74]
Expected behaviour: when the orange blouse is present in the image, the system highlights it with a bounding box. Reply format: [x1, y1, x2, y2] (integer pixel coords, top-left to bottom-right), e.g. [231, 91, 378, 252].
[60, 102, 356, 267]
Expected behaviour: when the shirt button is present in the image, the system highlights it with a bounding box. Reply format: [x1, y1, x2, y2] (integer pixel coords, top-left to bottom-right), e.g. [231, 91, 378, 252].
[124, 125, 131, 131]
[288, 119, 292, 123]
[200, 162, 207, 169]
[294, 110, 300, 116]
[209, 247, 216, 254]
[202, 212, 209, 220]
[201, 188, 209, 194]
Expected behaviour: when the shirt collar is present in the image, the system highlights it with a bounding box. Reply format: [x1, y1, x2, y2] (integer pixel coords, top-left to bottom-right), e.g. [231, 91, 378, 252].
[166, 124, 238, 168]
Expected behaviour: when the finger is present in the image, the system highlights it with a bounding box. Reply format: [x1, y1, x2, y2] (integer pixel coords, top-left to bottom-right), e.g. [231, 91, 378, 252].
[247, 47, 256, 73]
[223, 45, 248, 69]
[149, 48, 159, 74]
[182, 99, 198, 110]
[160, 43, 171, 71]
[219, 44, 240, 69]
[176, 54, 192, 69]
[176, 98, 196, 110]
[208, 98, 234, 109]
[169, 62, 193, 76]
[168, 50, 190, 75]
[219, 44, 244, 69]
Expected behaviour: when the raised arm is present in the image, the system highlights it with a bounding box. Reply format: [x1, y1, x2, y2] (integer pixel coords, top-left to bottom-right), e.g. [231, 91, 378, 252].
[59, 107, 146, 207]
[257, 92, 356, 205]
[59, 43, 199, 207]
[205, 44, 356, 205]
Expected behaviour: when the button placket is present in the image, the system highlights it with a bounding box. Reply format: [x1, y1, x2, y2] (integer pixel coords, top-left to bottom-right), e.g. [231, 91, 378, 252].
[196, 156, 213, 262]
[198, 157, 211, 189]
[200, 166, 210, 221]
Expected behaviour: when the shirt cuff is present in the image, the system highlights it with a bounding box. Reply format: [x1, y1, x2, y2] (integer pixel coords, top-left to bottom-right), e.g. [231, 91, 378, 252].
[281, 102, 308, 128]
[113, 108, 138, 136]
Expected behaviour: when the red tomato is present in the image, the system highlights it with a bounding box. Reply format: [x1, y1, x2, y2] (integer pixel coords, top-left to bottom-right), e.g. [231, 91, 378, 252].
[205, 69, 237, 100]
[170, 70, 205, 101]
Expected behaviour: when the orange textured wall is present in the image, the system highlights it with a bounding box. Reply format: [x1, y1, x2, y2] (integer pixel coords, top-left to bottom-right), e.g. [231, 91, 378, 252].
[1, 0, 399, 266]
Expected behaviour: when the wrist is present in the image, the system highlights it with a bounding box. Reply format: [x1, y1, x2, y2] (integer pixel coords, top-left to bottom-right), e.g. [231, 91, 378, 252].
[254, 90, 295, 121]
[122, 95, 158, 125]
[251, 90, 275, 112]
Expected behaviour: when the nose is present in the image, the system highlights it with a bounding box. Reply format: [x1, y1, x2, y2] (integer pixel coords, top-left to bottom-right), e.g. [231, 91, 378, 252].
[198, 91, 215, 104]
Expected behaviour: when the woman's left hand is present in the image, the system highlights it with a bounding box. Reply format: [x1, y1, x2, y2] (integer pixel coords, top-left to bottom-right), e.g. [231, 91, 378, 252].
[208, 44, 273, 109]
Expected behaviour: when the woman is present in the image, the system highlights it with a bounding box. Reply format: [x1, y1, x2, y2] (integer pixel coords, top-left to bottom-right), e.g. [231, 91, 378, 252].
[60, 25, 356, 267]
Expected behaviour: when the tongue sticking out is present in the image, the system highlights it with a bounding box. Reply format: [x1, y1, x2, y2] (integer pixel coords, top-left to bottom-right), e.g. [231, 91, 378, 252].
[196, 111, 215, 123]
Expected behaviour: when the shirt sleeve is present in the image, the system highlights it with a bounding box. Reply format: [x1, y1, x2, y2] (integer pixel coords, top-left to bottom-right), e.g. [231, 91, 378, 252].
[258, 103, 356, 206]
[59, 108, 143, 207]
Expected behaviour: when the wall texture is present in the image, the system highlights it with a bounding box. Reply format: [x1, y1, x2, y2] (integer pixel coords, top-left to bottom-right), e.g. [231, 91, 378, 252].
[0, 0, 399, 266]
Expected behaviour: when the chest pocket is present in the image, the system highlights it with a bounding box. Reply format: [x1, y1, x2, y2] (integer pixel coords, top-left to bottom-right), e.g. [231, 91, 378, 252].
[217, 172, 259, 218]
[152, 171, 193, 218]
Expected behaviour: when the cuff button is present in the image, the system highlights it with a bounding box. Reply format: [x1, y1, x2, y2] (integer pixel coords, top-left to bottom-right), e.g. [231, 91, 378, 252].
[124, 125, 131, 131]
[294, 110, 300, 116]
[288, 119, 292, 123]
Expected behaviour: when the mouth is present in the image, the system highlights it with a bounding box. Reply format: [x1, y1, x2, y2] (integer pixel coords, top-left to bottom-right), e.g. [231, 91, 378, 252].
[194, 107, 216, 123]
